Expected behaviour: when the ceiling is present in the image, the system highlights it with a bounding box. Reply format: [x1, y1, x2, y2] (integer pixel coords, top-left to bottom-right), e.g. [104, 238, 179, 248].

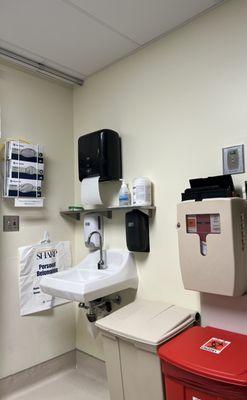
[0, 0, 224, 80]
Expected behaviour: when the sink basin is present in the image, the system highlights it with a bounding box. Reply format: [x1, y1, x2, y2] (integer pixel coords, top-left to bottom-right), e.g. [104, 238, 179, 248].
[40, 249, 138, 302]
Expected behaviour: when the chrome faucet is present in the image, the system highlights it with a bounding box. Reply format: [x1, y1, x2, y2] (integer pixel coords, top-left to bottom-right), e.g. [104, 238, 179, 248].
[86, 231, 105, 270]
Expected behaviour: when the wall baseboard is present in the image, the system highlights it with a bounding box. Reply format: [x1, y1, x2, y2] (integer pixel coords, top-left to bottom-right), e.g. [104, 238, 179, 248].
[76, 349, 107, 383]
[0, 350, 107, 398]
[0, 351, 76, 398]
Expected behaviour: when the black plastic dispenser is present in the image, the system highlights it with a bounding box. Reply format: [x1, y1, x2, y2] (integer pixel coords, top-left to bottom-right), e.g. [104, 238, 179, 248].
[78, 129, 122, 181]
[125, 210, 150, 252]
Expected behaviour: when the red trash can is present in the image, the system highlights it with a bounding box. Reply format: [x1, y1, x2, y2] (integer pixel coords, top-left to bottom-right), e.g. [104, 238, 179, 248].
[158, 326, 247, 400]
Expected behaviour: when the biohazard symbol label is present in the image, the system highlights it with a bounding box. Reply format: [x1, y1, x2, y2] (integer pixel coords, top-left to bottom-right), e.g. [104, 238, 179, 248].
[200, 337, 231, 354]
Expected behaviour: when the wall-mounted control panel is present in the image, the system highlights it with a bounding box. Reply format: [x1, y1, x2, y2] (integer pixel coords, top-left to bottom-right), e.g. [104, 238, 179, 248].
[177, 198, 247, 297]
[222, 144, 245, 175]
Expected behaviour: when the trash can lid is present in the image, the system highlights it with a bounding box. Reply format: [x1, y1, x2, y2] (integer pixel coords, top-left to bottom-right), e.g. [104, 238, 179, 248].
[96, 299, 197, 349]
[159, 326, 247, 386]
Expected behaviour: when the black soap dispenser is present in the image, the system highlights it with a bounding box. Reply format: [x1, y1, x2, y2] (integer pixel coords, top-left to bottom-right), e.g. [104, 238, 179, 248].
[125, 209, 150, 252]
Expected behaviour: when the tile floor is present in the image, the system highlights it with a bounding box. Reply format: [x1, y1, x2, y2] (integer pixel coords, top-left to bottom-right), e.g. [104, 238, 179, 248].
[3, 368, 110, 400]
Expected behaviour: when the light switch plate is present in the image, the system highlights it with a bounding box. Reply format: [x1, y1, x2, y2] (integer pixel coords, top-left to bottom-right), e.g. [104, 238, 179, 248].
[222, 144, 245, 175]
[3, 215, 19, 232]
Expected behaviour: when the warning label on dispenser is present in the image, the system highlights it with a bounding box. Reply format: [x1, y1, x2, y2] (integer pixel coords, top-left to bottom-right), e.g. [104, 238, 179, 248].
[186, 214, 221, 235]
[200, 337, 231, 354]
[210, 214, 221, 233]
[187, 216, 197, 233]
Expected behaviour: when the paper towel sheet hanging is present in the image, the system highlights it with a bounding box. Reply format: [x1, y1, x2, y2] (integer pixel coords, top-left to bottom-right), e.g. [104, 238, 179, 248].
[81, 176, 103, 206]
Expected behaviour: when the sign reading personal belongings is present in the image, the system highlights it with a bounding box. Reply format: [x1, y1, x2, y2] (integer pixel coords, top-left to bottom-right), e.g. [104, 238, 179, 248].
[19, 239, 71, 316]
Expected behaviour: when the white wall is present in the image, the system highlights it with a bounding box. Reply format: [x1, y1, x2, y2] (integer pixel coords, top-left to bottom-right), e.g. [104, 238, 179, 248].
[0, 62, 75, 378]
[73, 0, 247, 359]
[1, 0, 247, 374]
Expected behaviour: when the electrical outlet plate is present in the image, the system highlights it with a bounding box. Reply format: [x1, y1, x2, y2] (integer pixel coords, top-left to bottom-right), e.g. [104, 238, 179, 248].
[222, 144, 245, 175]
[3, 215, 19, 232]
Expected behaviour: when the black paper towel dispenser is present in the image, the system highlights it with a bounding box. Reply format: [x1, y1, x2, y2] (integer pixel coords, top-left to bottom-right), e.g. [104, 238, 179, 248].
[78, 129, 122, 182]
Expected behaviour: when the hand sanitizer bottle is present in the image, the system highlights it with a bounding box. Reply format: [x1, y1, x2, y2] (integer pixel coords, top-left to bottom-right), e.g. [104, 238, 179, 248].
[119, 180, 131, 206]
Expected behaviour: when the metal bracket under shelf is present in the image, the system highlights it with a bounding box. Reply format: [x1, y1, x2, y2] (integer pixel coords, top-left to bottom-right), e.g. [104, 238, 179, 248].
[60, 205, 156, 221]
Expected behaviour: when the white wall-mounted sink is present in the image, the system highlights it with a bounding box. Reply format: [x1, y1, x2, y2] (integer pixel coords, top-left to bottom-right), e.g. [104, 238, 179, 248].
[40, 249, 138, 303]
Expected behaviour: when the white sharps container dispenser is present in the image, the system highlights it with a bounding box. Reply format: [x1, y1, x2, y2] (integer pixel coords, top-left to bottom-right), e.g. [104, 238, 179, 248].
[177, 198, 247, 296]
[96, 299, 197, 400]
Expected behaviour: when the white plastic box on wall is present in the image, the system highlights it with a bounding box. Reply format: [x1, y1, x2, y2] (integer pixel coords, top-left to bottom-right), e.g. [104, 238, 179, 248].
[177, 198, 247, 297]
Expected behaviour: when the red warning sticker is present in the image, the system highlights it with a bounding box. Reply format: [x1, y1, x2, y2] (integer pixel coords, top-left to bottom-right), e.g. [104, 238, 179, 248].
[200, 337, 231, 354]
[187, 216, 197, 233]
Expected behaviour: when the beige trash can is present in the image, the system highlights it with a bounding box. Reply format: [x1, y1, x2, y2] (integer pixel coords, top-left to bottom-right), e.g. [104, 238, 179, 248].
[96, 299, 198, 400]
